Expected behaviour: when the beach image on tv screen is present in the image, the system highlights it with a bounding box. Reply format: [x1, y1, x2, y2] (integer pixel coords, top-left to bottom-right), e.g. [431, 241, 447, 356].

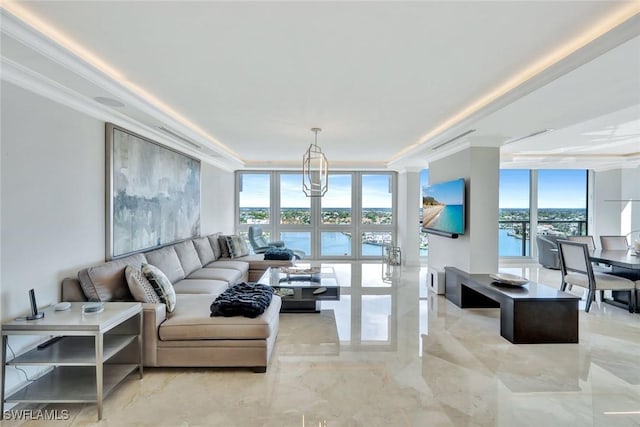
[422, 179, 464, 234]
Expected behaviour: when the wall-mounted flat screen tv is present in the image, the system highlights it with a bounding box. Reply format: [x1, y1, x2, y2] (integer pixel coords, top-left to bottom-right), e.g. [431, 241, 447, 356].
[421, 178, 465, 238]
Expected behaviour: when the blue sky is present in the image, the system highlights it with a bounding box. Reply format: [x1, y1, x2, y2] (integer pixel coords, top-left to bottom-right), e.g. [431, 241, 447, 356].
[242, 169, 587, 209]
[422, 169, 586, 209]
[500, 169, 587, 208]
[240, 173, 392, 208]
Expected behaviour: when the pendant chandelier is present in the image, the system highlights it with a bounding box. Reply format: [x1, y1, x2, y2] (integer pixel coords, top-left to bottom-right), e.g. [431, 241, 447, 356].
[302, 127, 329, 197]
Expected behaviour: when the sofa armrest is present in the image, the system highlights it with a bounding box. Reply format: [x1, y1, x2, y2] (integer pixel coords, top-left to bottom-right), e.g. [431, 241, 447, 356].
[141, 303, 167, 367]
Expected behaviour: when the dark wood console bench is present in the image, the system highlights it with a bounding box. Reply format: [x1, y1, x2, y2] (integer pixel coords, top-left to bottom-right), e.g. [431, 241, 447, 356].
[445, 267, 579, 344]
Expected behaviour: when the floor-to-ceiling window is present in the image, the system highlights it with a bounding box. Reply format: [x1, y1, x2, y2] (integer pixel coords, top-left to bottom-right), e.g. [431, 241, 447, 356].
[279, 173, 312, 255]
[537, 169, 588, 236]
[360, 174, 394, 257]
[238, 173, 271, 225]
[320, 174, 353, 256]
[237, 173, 271, 243]
[499, 170, 531, 256]
[236, 171, 396, 259]
[498, 169, 587, 257]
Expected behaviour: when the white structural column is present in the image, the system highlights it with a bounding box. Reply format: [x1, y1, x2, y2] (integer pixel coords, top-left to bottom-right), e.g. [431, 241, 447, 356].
[396, 168, 421, 266]
[428, 146, 500, 274]
[593, 169, 623, 237]
[621, 167, 640, 236]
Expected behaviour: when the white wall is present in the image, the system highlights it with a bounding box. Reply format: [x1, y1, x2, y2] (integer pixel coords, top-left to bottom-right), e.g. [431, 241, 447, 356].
[591, 166, 640, 244]
[427, 147, 499, 274]
[621, 166, 640, 237]
[1, 81, 235, 319]
[1, 82, 105, 319]
[201, 163, 235, 235]
[592, 169, 623, 239]
[0, 82, 234, 393]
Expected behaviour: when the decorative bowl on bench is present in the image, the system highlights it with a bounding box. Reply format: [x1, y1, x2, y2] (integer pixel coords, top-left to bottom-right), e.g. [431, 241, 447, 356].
[489, 273, 529, 286]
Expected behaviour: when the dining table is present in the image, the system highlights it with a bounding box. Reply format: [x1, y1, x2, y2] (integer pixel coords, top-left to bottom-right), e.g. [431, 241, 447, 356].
[589, 249, 640, 312]
[589, 249, 640, 271]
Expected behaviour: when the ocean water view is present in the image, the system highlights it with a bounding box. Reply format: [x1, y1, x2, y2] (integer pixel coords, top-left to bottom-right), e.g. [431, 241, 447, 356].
[241, 207, 582, 258]
[419, 229, 530, 257]
[281, 231, 388, 257]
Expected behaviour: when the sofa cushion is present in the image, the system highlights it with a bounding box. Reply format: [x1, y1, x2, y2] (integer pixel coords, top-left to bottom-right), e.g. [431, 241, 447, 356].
[145, 246, 186, 284]
[158, 294, 281, 341]
[208, 233, 223, 259]
[174, 240, 203, 276]
[172, 279, 229, 295]
[204, 260, 250, 276]
[187, 268, 242, 285]
[142, 263, 177, 312]
[125, 265, 161, 304]
[78, 253, 146, 302]
[193, 237, 215, 265]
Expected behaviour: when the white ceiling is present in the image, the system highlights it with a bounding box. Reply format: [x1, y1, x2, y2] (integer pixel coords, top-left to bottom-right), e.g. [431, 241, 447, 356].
[1, 1, 639, 171]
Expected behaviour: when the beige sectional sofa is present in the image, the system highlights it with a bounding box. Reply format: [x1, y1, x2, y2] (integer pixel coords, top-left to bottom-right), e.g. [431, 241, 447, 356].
[62, 233, 295, 372]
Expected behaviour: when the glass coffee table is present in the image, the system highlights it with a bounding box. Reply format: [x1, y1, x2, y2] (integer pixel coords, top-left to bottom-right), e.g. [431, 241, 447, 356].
[257, 266, 340, 313]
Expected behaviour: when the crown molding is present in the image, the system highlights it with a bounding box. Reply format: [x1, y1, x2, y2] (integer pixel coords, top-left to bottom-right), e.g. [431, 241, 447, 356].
[0, 8, 244, 169]
[1, 57, 237, 172]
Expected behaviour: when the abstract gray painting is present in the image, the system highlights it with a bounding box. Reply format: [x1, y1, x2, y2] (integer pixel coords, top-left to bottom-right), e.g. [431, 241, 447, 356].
[107, 124, 200, 258]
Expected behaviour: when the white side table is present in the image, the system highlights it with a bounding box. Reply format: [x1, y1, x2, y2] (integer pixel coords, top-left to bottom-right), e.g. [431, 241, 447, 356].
[1, 302, 142, 420]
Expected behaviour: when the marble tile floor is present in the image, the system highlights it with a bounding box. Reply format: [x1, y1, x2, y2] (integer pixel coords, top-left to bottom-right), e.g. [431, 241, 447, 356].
[5, 262, 640, 427]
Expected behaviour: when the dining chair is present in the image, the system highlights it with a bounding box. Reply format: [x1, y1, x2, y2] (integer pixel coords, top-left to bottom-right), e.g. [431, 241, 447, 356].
[565, 236, 610, 291]
[567, 235, 596, 251]
[557, 240, 636, 313]
[599, 235, 629, 250]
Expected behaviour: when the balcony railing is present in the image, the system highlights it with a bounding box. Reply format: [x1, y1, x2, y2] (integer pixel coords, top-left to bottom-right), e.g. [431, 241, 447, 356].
[499, 220, 587, 256]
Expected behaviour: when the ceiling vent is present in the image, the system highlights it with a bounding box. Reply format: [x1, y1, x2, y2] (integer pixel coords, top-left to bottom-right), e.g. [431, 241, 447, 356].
[94, 96, 125, 107]
[158, 126, 201, 149]
[432, 129, 476, 150]
[503, 129, 554, 145]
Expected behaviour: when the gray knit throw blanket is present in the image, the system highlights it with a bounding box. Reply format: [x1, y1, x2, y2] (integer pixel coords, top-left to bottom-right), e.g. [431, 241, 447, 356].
[210, 282, 274, 318]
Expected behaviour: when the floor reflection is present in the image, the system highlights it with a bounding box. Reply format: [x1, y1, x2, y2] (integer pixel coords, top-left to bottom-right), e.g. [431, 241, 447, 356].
[26, 261, 640, 427]
[312, 262, 398, 349]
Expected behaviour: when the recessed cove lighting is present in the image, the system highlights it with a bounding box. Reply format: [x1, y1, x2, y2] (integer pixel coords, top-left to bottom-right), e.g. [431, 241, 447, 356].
[94, 97, 125, 108]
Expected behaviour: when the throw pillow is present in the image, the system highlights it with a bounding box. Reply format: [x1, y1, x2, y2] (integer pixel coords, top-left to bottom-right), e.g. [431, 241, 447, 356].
[125, 265, 161, 304]
[225, 235, 250, 258]
[217, 234, 230, 258]
[141, 263, 176, 312]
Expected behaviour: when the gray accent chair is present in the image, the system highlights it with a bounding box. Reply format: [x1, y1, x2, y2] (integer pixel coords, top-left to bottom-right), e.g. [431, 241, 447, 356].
[536, 234, 564, 269]
[248, 226, 305, 259]
[248, 226, 285, 254]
